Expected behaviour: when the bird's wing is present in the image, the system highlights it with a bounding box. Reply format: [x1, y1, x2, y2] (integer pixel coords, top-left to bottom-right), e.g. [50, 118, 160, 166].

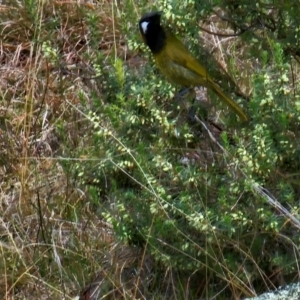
[165, 30, 210, 81]
[164, 30, 248, 121]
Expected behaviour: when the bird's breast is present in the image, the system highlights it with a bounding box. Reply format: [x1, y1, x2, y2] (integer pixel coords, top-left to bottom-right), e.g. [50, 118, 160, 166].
[154, 51, 209, 88]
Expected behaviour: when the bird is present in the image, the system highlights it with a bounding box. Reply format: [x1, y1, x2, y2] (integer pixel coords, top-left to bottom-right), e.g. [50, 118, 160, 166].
[138, 11, 248, 122]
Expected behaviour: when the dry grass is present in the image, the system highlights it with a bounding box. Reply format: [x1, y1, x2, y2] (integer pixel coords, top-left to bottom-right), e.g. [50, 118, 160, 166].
[0, 0, 122, 298]
[0, 0, 160, 298]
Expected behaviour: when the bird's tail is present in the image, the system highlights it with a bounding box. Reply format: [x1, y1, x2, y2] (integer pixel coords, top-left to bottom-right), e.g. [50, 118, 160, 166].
[209, 81, 248, 122]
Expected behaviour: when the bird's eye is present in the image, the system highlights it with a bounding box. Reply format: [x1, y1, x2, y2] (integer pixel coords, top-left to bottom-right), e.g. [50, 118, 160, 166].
[141, 21, 149, 34]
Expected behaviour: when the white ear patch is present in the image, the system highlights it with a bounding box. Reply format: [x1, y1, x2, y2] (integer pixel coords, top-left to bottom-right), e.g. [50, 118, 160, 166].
[141, 21, 149, 34]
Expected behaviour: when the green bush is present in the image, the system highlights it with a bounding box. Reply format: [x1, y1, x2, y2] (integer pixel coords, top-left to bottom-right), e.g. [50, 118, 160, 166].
[75, 1, 300, 297]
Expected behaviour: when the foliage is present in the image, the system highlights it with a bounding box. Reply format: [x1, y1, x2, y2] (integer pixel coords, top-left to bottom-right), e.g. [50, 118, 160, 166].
[1, 0, 300, 299]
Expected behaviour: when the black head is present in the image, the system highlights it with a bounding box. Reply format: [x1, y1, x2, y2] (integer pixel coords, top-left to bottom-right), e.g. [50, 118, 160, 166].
[138, 11, 165, 54]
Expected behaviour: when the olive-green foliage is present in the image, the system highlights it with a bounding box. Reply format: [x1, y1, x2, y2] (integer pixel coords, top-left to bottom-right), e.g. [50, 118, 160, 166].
[76, 0, 300, 298]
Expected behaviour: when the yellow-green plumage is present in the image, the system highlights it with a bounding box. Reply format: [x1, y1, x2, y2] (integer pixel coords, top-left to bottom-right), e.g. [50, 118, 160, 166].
[139, 12, 248, 122]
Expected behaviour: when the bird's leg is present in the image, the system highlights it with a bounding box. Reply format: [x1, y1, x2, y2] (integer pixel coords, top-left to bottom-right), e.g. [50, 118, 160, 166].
[174, 87, 193, 102]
